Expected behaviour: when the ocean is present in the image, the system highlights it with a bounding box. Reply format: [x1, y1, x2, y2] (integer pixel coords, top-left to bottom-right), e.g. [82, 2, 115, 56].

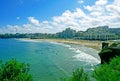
[0, 39, 100, 81]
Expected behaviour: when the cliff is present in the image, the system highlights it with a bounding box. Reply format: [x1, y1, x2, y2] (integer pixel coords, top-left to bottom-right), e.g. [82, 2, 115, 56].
[99, 42, 120, 64]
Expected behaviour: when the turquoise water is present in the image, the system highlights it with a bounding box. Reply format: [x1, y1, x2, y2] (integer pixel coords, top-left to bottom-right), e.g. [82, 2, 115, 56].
[0, 39, 100, 81]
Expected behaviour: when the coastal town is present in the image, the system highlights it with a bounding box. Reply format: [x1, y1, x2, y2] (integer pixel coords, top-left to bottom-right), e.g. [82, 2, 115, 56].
[74, 26, 120, 40]
[0, 26, 120, 41]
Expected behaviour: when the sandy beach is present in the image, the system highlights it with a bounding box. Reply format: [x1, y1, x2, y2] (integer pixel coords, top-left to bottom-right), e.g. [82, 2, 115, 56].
[20, 38, 104, 51]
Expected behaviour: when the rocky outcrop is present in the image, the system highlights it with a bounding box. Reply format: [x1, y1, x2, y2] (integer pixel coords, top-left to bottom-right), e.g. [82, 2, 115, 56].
[99, 42, 120, 64]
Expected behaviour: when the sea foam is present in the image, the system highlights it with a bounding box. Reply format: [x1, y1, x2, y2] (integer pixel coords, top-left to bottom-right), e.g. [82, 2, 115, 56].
[49, 42, 100, 64]
[17, 39, 40, 42]
[51, 42, 100, 64]
[72, 49, 100, 64]
[49, 42, 71, 48]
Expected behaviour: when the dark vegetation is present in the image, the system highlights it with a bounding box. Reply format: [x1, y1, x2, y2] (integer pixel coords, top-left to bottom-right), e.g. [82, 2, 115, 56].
[0, 59, 33, 81]
[93, 56, 120, 81]
[99, 42, 120, 64]
[61, 68, 91, 81]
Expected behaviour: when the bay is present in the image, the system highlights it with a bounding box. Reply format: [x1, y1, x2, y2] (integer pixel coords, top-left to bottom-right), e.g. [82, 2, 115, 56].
[0, 39, 100, 81]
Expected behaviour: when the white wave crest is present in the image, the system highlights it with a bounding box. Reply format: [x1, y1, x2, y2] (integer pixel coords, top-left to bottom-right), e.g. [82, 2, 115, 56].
[73, 49, 100, 64]
[49, 42, 71, 48]
[18, 39, 40, 42]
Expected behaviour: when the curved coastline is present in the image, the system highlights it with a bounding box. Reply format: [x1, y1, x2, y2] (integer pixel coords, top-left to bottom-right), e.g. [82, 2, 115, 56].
[17, 38, 101, 80]
[18, 38, 101, 63]
[18, 38, 102, 51]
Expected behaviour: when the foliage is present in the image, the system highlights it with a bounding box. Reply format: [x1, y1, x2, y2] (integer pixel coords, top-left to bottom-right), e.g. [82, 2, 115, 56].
[99, 42, 120, 64]
[98, 47, 113, 64]
[109, 56, 120, 73]
[61, 68, 90, 81]
[110, 42, 120, 47]
[0, 59, 33, 81]
[69, 68, 90, 81]
[99, 48, 112, 56]
[0, 33, 56, 39]
[93, 56, 120, 81]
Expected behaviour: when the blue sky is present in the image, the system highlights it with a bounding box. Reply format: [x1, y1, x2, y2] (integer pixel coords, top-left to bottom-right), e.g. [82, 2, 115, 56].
[0, 0, 81, 25]
[0, 0, 119, 33]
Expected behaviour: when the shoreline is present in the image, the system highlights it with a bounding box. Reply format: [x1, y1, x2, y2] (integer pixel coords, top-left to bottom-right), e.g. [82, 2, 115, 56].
[19, 38, 103, 51]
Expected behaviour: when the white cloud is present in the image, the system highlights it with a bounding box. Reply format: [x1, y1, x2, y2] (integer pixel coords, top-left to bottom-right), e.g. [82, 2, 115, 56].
[52, 8, 87, 31]
[28, 17, 40, 26]
[78, 0, 84, 4]
[106, 5, 120, 15]
[0, 0, 120, 34]
[82, 0, 120, 28]
[90, 11, 102, 16]
[84, 4, 105, 12]
[84, 6, 92, 11]
[95, 0, 108, 5]
[114, 0, 120, 6]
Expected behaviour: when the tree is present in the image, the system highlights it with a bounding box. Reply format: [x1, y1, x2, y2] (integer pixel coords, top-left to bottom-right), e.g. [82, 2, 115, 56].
[0, 59, 33, 81]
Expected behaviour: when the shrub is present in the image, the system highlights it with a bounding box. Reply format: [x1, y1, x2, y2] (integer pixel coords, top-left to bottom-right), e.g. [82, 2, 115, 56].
[61, 68, 90, 81]
[93, 57, 120, 81]
[110, 43, 120, 47]
[0, 59, 33, 81]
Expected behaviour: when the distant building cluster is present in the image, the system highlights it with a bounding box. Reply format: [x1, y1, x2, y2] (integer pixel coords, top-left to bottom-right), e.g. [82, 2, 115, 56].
[75, 33, 118, 40]
[74, 26, 120, 41]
